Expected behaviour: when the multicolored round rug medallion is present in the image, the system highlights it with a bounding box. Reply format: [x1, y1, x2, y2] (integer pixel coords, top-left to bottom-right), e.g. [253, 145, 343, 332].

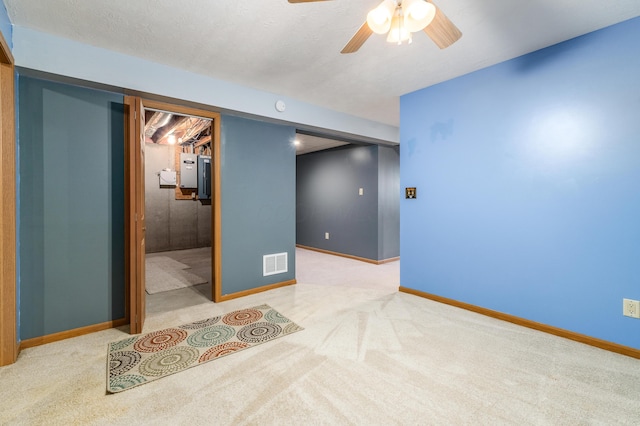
[107, 304, 303, 393]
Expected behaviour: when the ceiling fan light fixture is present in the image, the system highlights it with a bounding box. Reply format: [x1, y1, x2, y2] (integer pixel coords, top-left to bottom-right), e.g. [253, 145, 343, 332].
[366, 0, 396, 34]
[402, 0, 436, 32]
[386, 8, 412, 45]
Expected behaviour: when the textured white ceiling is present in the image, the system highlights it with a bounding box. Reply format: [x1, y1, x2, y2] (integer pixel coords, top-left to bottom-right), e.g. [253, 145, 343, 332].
[5, 0, 640, 128]
[295, 133, 350, 155]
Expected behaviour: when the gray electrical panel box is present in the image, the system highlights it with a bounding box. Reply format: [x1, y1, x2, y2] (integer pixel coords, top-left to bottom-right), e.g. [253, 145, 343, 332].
[180, 153, 197, 188]
[198, 155, 211, 200]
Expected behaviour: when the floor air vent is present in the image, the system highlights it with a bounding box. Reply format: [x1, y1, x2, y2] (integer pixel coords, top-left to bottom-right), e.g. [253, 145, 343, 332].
[263, 252, 288, 276]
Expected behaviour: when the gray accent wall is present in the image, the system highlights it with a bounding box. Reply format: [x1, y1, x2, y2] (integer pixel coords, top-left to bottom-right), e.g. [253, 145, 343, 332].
[145, 143, 211, 253]
[378, 145, 400, 260]
[220, 115, 296, 295]
[297, 144, 399, 261]
[18, 76, 125, 340]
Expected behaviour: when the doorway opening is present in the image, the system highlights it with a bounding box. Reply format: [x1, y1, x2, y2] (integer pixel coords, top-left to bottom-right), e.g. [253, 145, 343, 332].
[126, 97, 221, 334]
[143, 107, 213, 315]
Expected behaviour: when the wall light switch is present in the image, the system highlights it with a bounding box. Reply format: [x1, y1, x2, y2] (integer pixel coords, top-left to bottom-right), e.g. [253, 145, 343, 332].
[359, 188, 364, 196]
[325, 232, 330, 240]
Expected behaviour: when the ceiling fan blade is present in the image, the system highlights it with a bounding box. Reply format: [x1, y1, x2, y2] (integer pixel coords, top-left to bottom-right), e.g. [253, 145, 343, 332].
[424, 1, 462, 49]
[341, 22, 373, 54]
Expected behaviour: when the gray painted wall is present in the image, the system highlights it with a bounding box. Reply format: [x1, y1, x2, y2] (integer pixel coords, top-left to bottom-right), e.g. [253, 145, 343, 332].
[296, 145, 381, 260]
[220, 115, 296, 295]
[296, 145, 399, 261]
[18, 76, 125, 340]
[377, 145, 400, 260]
[145, 144, 211, 253]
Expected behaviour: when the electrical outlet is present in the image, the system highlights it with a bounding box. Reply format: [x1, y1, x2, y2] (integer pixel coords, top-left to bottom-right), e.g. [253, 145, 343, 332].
[325, 232, 329, 240]
[623, 298, 640, 318]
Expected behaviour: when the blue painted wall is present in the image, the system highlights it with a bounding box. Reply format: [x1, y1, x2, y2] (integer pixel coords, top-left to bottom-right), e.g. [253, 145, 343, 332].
[220, 115, 296, 295]
[18, 76, 125, 339]
[0, 1, 11, 48]
[400, 17, 640, 350]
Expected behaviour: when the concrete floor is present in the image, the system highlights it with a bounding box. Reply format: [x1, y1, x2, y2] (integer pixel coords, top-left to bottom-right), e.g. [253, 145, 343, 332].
[146, 247, 213, 315]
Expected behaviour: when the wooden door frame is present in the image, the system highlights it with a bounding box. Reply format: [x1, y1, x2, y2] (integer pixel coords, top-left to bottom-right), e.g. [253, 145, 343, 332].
[0, 31, 17, 366]
[125, 98, 222, 333]
[124, 96, 146, 333]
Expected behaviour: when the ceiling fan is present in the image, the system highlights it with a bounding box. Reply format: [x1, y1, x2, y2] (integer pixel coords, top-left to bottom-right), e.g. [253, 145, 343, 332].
[288, 0, 462, 53]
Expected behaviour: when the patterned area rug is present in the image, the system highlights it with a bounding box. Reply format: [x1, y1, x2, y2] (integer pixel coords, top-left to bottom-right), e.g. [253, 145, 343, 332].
[107, 304, 303, 393]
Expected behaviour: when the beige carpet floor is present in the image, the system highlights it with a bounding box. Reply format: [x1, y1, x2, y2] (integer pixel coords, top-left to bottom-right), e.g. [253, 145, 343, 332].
[1, 248, 639, 424]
